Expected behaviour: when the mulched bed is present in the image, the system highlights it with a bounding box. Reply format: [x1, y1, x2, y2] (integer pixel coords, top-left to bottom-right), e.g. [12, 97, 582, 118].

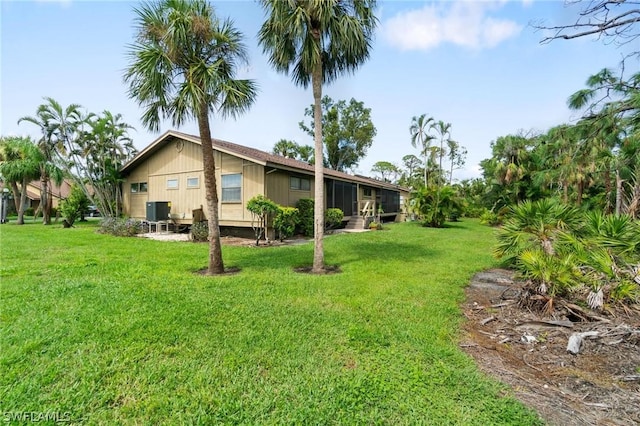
[461, 269, 640, 426]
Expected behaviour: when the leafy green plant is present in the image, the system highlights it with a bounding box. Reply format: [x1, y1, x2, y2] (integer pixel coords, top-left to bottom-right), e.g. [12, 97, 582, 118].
[246, 195, 279, 245]
[59, 185, 90, 227]
[295, 198, 315, 237]
[273, 206, 299, 241]
[325, 208, 344, 230]
[494, 199, 582, 265]
[517, 249, 580, 297]
[190, 221, 209, 242]
[410, 185, 463, 228]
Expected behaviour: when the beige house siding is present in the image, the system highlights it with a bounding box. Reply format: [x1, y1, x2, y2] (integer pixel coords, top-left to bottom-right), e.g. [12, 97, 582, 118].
[123, 139, 267, 225]
[121, 131, 409, 227]
[266, 171, 314, 208]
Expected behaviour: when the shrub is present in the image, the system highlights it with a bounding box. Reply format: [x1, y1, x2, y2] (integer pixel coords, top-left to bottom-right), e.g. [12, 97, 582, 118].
[246, 195, 279, 245]
[191, 221, 209, 242]
[24, 207, 35, 217]
[325, 208, 344, 230]
[480, 210, 500, 226]
[98, 217, 142, 237]
[410, 185, 463, 228]
[59, 185, 90, 227]
[295, 198, 315, 237]
[274, 207, 299, 241]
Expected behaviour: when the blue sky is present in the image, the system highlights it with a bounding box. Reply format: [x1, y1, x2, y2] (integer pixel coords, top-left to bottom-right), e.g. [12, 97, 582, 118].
[1, 0, 635, 180]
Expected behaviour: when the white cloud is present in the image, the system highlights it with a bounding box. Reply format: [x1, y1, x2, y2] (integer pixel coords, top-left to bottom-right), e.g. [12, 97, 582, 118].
[381, 2, 522, 52]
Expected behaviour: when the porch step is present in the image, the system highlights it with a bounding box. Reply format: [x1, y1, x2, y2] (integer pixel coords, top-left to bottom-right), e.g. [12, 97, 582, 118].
[345, 216, 365, 230]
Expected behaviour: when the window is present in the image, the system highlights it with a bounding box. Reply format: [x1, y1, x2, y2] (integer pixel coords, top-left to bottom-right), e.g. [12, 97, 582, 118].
[363, 187, 372, 197]
[187, 177, 199, 189]
[131, 182, 148, 193]
[290, 176, 311, 191]
[222, 173, 242, 202]
[167, 178, 179, 189]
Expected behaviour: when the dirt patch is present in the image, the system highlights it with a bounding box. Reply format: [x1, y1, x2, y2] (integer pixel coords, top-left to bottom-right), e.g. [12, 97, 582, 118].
[195, 266, 241, 276]
[139, 233, 309, 246]
[461, 269, 640, 425]
[293, 264, 342, 275]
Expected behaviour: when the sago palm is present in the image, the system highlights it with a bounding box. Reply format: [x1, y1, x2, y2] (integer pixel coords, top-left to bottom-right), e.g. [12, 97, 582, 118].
[494, 198, 582, 264]
[258, 0, 377, 273]
[125, 0, 257, 275]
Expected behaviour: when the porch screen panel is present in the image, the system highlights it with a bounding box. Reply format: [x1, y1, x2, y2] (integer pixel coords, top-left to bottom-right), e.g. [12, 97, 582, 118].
[327, 180, 354, 216]
[380, 189, 399, 213]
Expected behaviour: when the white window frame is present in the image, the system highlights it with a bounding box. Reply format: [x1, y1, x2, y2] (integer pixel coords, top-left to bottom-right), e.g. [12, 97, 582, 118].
[221, 173, 242, 202]
[167, 178, 179, 190]
[186, 177, 200, 189]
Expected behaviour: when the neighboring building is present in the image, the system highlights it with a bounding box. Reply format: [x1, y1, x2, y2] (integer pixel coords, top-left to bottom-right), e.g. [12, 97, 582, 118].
[121, 130, 409, 229]
[22, 179, 73, 211]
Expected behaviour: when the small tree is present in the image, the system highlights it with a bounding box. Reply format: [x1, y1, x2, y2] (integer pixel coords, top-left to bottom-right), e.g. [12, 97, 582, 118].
[59, 185, 90, 228]
[246, 195, 279, 245]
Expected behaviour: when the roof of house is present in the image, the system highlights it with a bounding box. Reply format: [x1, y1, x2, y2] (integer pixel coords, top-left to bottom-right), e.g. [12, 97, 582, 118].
[26, 179, 73, 200]
[122, 130, 409, 192]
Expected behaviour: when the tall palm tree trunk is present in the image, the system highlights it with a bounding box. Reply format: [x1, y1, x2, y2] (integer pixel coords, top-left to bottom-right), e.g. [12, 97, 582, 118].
[198, 106, 225, 275]
[41, 173, 50, 225]
[9, 182, 20, 213]
[423, 153, 428, 187]
[615, 169, 623, 215]
[17, 178, 29, 225]
[312, 61, 325, 273]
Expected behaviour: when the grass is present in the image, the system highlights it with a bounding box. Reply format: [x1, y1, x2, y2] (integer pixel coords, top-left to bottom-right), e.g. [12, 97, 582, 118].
[0, 220, 542, 425]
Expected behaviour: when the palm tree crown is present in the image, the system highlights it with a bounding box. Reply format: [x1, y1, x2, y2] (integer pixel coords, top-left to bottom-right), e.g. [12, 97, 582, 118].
[258, 0, 378, 88]
[125, 0, 257, 130]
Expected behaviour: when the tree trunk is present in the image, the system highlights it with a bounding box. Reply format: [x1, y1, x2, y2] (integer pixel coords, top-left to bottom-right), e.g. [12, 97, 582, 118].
[604, 168, 613, 214]
[41, 173, 50, 225]
[312, 60, 325, 273]
[9, 182, 20, 213]
[423, 153, 428, 187]
[576, 176, 584, 207]
[17, 178, 28, 225]
[197, 106, 225, 275]
[615, 169, 623, 216]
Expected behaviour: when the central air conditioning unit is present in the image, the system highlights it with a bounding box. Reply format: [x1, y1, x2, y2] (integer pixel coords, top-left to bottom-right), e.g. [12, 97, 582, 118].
[146, 201, 171, 221]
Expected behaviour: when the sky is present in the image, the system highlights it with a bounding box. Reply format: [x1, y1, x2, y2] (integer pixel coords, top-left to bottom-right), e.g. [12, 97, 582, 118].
[1, 0, 637, 181]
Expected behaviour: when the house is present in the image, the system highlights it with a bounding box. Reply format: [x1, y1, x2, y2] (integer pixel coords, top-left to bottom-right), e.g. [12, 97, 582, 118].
[121, 130, 409, 230]
[24, 179, 73, 211]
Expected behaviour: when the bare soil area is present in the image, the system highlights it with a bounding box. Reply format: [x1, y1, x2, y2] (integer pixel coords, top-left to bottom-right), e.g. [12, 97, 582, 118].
[461, 269, 640, 425]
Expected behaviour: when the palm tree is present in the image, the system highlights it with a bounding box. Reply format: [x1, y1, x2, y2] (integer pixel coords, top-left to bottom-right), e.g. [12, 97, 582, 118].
[409, 114, 435, 187]
[18, 97, 79, 225]
[125, 0, 257, 275]
[296, 144, 315, 164]
[272, 139, 300, 158]
[430, 120, 451, 223]
[0, 137, 42, 224]
[83, 111, 136, 217]
[259, 0, 378, 273]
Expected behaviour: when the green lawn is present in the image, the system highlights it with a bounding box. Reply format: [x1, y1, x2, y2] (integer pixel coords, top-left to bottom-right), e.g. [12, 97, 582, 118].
[0, 220, 542, 425]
